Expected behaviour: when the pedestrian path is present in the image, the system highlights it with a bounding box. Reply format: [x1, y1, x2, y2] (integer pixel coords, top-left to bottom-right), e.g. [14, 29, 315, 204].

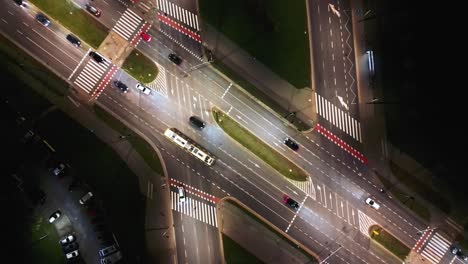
[146, 62, 168, 97]
[170, 191, 218, 227]
[73, 58, 112, 94]
[315, 93, 362, 142]
[156, 0, 199, 31]
[419, 232, 450, 264]
[112, 9, 144, 41]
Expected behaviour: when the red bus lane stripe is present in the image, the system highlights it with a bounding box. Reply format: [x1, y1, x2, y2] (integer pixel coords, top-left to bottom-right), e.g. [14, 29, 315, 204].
[157, 13, 201, 43]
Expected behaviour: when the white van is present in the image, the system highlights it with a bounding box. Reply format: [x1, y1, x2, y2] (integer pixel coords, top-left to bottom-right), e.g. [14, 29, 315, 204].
[100, 251, 122, 264]
[79, 192, 93, 205]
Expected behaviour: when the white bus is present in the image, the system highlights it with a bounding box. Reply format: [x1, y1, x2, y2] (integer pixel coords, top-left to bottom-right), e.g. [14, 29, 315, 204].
[164, 128, 216, 166]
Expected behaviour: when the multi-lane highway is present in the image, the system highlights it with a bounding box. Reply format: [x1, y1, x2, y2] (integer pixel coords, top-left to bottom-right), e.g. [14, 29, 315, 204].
[1, 0, 461, 263]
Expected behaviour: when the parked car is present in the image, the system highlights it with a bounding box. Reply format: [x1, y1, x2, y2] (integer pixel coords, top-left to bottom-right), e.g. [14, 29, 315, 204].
[99, 244, 118, 257]
[59, 234, 76, 246]
[365, 197, 380, 209]
[168, 53, 182, 65]
[52, 163, 66, 177]
[79, 191, 94, 205]
[48, 210, 61, 223]
[89, 51, 104, 63]
[100, 251, 122, 264]
[189, 116, 206, 129]
[113, 81, 129, 93]
[283, 195, 299, 211]
[36, 13, 50, 27]
[284, 138, 299, 151]
[140, 32, 151, 42]
[136, 83, 151, 95]
[66, 249, 79, 260]
[85, 4, 101, 17]
[66, 34, 81, 47]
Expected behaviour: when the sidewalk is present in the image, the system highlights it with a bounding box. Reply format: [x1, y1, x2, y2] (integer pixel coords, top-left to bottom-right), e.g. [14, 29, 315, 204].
[200, 23, 316, 130]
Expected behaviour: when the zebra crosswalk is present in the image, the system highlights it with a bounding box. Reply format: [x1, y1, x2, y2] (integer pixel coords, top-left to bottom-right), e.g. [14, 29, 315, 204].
[170, 191, 218, 227]
[315, 93, 362, 142]
[73, 57, 112, 94]
[358, 210, 378, 236]
[419, 232, 450, 264]
[156, 0, 199, 30]
[112, 9, 144, 40]
[288, 177, 316, 201]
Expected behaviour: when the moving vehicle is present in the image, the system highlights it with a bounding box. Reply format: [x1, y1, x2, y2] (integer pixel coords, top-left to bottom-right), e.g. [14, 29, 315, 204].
[66, 34, 81, 47]
[140, 32, 151, 42]
[136, 83, 151, 95]
[113, 81, 129, 93]
[164, 128, 216, 166]
[284, 138, 299, 151]
[86, 4, 102, 17]
[36, 13, 50, 27]
[168, 53, 182, 65]
[283, 195, 299, 211]
[178, 185, 186, 202]
[365, 197, 380, 209]
[189, 116, 206, 129]
[79, 191, 94, 205]
[89, 51, 104, 63]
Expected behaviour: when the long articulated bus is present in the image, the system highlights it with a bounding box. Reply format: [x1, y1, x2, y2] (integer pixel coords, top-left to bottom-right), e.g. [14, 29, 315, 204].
[163, 128, 216, 166]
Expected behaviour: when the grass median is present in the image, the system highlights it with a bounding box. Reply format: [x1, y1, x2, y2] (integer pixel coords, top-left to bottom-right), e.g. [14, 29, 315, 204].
[29, 216, 63, 264]
[122, 50, 159, 84]
[370, 225, 410, 260]
[213, 108, 307, 182]
[94, 105, 164, 176]
[29, 0, 108, 48]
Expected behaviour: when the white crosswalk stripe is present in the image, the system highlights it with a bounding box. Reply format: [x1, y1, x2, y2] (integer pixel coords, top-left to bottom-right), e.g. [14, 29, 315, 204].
[420, 232, 450, 264]
[357, 210, 378, 236]
[112, 9, 143, 40]
[73, 60, 111, 94]
[288, 177, 316, 201]
[171, 191, 217, 227]
[146, 62, 168, 97]
[315, 93, 362, 142]
[138, 2, 151, 12]
[157, 0, 199, 30]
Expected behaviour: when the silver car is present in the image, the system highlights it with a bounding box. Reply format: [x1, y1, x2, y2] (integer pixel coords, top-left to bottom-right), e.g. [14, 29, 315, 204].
[136, 83, 151, 95]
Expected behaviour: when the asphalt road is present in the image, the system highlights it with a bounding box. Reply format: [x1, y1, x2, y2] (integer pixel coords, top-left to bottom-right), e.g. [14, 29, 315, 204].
[0, 0, 456, 263]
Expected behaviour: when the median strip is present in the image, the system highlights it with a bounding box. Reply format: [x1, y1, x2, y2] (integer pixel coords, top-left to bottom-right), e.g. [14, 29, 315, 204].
[212, 108, 307, 182]
[369, 225, 410, 260]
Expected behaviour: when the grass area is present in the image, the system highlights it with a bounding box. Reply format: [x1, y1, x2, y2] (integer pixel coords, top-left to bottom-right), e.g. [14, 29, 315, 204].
[29, 0, 108, 48]
[223, 234, 264, 264]
[29, 216, 63, 264]
[0, 34, 68, 97]
[389, 162, 450, 214]
[226, 200, 317, 263]
[200, 0, 310, 89]
[213, 108, 307, 181]
[122, 50, 158, 84]
[370, 225, 410, 260]
[94, 105, 164, 176]
[376, 171, 430, 221]
[35, 110, 146, 262]
[211, 56, 311, 131]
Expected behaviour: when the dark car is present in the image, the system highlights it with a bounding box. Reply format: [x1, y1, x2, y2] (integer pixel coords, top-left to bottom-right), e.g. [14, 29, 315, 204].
[36, 13, 50, 27]
[168, 53, 182, 65]
[14, 0, 26, 7]
[89, 51, 104, 63]
[189, 116, 206, 129]
[284, 137, 299, 151]
[283, 195, 299, 211]
[113, 81, 129, 93]
[62, 242, 79, 253]
[85, 4, 101, 17]
[66, 34, 81, 47]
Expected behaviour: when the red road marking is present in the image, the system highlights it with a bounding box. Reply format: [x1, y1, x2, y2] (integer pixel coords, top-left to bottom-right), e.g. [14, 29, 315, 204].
[170, 178, 219, 203]
[314, 124, 368, 164]
[412, 228, 434, 253]
[130, 22, 151, 47]
[157, 13, 201, 43]
[91, 65, 118, 99]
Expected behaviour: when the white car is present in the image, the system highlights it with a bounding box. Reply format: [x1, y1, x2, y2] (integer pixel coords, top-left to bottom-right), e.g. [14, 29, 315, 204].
[365, 198, 380, 210]
[53, 163, 65, 176]
[136, 83, 151, 95]
[48, 210, 62, 223]
[66, 250, 79, 259]
[178, 185, 186, 202]
[59, 234, 75, 245]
